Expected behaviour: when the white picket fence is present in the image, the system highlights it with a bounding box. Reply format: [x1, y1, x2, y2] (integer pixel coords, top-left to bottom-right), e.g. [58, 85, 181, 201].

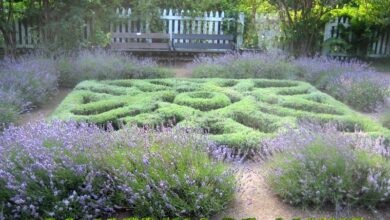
[8, 20, 38, 48]
[3, 8, 244, 50]
[324, 17, 390, 57]
[111, 8, 243, 47]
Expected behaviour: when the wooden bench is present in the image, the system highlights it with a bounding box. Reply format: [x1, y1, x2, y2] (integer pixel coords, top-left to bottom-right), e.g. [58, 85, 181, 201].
[171, 34, 235, 52]
[110, 33, 171, 51]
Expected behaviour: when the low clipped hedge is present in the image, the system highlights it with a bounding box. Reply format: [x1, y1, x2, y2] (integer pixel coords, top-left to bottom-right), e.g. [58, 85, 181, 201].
[52, 78, 390, 151]
[174, 92, 231, 111]
[0, 121, 234, 219]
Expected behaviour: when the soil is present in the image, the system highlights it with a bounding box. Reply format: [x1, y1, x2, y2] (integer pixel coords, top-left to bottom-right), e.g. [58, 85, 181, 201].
[173, 67, 193, 78]
[17, 88, 72, 125]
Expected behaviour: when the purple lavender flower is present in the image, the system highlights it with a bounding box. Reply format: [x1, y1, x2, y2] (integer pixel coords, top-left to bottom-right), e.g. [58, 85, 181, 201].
[0, 120, 234, 218]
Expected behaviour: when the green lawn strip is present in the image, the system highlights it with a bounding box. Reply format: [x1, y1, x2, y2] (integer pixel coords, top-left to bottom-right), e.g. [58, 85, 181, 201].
[52, 78, 390, 150]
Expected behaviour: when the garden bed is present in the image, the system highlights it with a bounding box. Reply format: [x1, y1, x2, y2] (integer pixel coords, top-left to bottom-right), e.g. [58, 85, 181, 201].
[52, 78, 390, 150]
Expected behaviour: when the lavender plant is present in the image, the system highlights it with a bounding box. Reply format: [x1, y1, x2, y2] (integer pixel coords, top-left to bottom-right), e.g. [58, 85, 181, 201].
[292, 57, 370, 88]
[325, 71, 388, 112]
[0, 54, 58, 127]
[0, 120, 234, 219]
[56, 50, 173, 87]
[191, 53, 389, 112]
[191, 52, 299, 79]
[265, 122, 390, 210]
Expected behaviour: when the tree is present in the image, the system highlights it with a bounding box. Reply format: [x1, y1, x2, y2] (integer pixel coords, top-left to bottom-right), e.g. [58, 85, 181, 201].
[268, 0, 348, 56]
[330, 0, 390, 57]
[0, 0, 27, 56]
[34, 0, 123, 52]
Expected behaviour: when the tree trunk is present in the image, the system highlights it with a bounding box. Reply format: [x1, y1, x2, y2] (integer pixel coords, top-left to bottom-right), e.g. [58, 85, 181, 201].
[0, 27, 16, 57]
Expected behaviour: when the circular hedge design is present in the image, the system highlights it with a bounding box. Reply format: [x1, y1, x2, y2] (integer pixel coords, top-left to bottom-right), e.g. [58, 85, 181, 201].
[174, 91, 231, 111]
[52, 78, 390, 150]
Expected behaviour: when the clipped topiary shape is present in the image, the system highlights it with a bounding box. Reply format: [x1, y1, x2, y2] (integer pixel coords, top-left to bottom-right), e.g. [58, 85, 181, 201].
[52, 78, 390, 150]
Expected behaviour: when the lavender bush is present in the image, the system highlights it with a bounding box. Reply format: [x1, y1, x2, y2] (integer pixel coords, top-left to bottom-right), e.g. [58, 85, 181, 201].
[325, 71, 388, 112]
[57, 50, 173, 87]
[292, 57, 370, 88]
[191, 53, 389, 112]
[191, 52, 299, 79]
[265, 122, 390, 209]
[0, 54, 58, 127]
[293, 57, 389, 112]
[0, 120, 234, 219]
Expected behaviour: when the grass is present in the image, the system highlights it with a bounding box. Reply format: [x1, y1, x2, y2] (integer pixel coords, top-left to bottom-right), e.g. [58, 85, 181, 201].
[52, 78, 390, 150]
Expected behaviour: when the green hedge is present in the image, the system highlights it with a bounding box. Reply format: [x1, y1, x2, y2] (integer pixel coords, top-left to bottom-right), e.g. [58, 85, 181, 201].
[52, 78, 390, 150]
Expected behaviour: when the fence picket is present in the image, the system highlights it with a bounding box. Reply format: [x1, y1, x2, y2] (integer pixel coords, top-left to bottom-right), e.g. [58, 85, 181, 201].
[168, 9, 173, 36]
[20, 22, 26, 46]
[173, 10, 179, 43]
[191, 11, 196, 35]
[179, 10, 184, 43]
[214, 11, 220, 43]
[14, 21, 20, 46]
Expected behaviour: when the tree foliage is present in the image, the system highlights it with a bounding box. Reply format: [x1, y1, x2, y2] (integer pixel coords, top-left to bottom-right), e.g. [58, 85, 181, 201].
[267, 0, 349, 56]
[0, 0, 27, 56]
[0, 0, 123, 55]
[329, 0, 390, 57]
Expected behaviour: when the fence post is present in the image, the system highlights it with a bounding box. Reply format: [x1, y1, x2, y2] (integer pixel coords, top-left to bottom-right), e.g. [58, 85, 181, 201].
[236, 12, 245, 49]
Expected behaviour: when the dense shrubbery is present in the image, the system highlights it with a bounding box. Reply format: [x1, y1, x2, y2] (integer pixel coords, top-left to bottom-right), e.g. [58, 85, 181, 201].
[192, 52, 299, 79]
[293, 57, 388, 112]
[325, 71, 387, 112]
[0, 55, 58, 128]
[57, 50, 173, 87]
[191, 53, 389, 112]
[0, 120, 234, 219]
[265, 122, 390, 209]
[52, 78, 389, 152]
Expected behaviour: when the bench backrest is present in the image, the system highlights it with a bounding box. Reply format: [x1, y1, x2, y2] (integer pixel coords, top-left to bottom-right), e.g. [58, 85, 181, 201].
[172, 34, 235, 51]
[110, 33, 170, 51]
[110, 33, 236, 52]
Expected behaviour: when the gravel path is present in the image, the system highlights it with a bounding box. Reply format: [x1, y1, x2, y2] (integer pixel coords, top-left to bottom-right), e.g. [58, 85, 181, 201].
[18, 88, 71, 125]
[173, 67, 193, 78]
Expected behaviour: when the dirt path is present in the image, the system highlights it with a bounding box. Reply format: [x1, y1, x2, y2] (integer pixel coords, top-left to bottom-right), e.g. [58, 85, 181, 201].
[18, 88, 71, 125]
[213, 163, 389, 220]
[172, 66, 193, 78]
[174, 68, 192, 78]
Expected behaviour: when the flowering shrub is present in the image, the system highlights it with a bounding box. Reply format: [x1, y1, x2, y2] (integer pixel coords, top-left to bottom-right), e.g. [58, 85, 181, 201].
[265, 122, 390, 209]
[0, 54, 58, 127]
[191, 52, 299, 79]
[0, 120, 234, 219]
[293, 57, 388, 112]
[292, 57, 370, 88]
[57, 50, 173, 87]
[191, 53, 389, 112]
[325, 71, 388, 112]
